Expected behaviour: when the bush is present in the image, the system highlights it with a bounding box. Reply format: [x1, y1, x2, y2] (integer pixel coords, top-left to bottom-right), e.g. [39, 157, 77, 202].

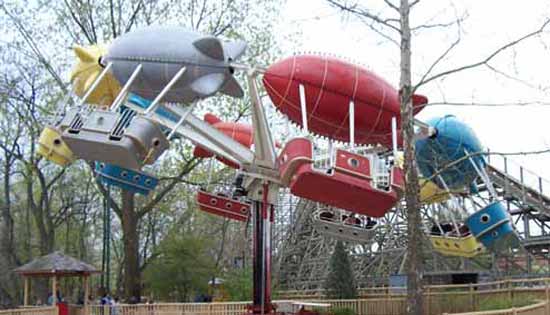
[477, 296, 538, 311]
[325, 241, 357, 299]
[330, 307, 356, 315]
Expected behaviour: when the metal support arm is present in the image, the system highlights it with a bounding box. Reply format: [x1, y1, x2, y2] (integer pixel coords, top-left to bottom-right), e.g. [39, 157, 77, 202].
[124, 102, 255, 166]
[247, 70, 277, 169]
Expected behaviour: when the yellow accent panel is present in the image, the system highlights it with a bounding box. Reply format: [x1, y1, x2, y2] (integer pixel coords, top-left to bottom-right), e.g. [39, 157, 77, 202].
[70, 44, 121, 106]
[395, 152, 404, 168]
[429, 234, 485, 258]
[397, 153, 462, 204]
[37, 126, 75, 166]
[420, 179, 453, 204]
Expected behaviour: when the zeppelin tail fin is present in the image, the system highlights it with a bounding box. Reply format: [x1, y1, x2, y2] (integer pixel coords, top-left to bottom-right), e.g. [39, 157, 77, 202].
[193, 37, 224, 60]
[220, 76, 244, 98]
[224, 40, 247, 60]
[73, 45, 96, 63]
[190, 73, 226, 96]
[412, 94, 428, 115]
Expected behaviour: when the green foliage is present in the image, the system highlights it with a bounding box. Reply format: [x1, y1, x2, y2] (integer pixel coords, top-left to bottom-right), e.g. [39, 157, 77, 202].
[222, 267, 253, 301]
[329, 308, 356, 315]
[144, 232, 216, 301]
[477, 295, 538, 311]
[324, 241, 357, 299]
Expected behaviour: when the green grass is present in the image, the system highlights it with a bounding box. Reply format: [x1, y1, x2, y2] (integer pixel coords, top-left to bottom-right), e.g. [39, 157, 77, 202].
[329, 307, 356, 315]
[477, 296, 539, 311]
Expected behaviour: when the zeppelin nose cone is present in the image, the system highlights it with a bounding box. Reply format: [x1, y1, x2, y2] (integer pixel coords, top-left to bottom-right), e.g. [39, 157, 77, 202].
[104, 26, 247, 104]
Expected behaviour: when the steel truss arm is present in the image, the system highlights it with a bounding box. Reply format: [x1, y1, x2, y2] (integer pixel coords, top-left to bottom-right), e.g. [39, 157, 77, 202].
[125, 102, 255, 166]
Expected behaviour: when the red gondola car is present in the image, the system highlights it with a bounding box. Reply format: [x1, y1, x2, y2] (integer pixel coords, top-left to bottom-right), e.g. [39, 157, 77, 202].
[196, 189, 250, 222]
[279, 138, 403, 217]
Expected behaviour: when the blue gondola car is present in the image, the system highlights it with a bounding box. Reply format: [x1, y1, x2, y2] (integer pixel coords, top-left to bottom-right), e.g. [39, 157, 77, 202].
[127, 94, 180, 121]
[465, 201, 519, 251]
[415, 115, 486, 189]
[95, 162, 158, 195]
[125, 93, 182, 137]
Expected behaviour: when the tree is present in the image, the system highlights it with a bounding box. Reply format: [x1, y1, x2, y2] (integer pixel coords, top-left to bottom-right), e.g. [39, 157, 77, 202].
[223, 267, 253, 301]
[397, 1, 423, 311]
[325, 241, 357, 299]
[143, 232, 215, 302]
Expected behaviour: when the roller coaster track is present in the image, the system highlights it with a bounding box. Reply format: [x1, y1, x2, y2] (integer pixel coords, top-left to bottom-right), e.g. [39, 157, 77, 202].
[277, 156, 550, 289]
[486, 164, 550, 216]
[484, 158, 550, 263]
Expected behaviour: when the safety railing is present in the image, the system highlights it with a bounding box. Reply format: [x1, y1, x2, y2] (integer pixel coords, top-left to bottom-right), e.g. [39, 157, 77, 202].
[7, 278, 550, 315]
[0, 307, 57, 315]
[487, 152, 550, 201]
[442, 300, 549, 315]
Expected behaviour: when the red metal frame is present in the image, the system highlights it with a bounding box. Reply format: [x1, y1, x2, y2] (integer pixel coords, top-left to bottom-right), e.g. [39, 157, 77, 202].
[278, 138, 403, 218]
[248, 183, 277, 315]
[196, 190, 250, 222]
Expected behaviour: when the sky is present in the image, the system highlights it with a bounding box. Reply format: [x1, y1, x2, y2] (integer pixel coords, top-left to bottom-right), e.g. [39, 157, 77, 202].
[275, 0, 550, 189]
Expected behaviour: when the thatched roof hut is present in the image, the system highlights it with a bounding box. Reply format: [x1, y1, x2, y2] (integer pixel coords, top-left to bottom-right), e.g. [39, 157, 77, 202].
[14, 251, 100, 277]
[14, 251, 99, 308]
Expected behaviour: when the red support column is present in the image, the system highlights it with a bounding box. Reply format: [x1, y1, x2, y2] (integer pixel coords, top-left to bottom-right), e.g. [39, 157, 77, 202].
[248, 183, 276, 315]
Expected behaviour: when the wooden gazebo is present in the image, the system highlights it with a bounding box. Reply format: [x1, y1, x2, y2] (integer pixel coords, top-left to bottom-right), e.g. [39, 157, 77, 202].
[14, 251, 100, 312]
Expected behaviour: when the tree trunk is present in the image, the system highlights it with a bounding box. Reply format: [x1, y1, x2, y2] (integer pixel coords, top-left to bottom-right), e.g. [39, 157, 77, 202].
[1, 153, 16, 264]
[120, 190, 141, 301]
[27, 176, 54, 256]
[399, 1, 423, 314]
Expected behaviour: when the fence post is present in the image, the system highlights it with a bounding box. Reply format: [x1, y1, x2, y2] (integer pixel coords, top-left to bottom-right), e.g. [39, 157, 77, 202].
[469, 283, 474, 311]
[506, 279, 512, 301]
[511, 280, 515, 304]
[426, 286, 430, 315]
[546, 279, 549, 301]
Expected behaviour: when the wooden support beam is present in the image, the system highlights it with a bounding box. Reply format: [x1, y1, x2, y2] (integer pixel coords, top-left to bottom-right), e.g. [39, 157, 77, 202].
[24, 277, 29, 306]
[84, 276, 89, 315]
[51, 276, 57, 305]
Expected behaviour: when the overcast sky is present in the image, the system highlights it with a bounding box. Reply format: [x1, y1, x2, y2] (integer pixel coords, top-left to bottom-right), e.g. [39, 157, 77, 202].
[275, 0, 550, 189]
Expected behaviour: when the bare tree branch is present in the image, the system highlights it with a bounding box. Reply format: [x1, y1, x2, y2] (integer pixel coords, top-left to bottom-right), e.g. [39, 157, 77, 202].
[62, 0, 95, 44]
[409, 0, 420, 8]
[360, 16, 400, 46]
[485, 63, 548, 92]
[1, 4, 66, 90]
[327, 0, 402, 33]
[411, 14, 466, 32]
[138, 157, 201, 218]
[125, 0, 144, 33]
[384, 0, 399, 12]
[416, 15, 462, 87]
[86, 0, 98, 42]
[416, 18, 550, 89]
[109, 0, 118, 38]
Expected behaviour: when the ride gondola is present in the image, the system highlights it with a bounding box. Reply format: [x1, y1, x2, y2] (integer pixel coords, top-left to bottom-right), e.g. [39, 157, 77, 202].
[311, 207, 378, 243]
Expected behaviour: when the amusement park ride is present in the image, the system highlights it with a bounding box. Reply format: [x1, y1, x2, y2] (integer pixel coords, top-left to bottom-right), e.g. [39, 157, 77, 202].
[35, 25, 550, 309]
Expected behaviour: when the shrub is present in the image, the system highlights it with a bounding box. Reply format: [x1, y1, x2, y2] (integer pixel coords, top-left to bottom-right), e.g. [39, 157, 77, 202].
[330, 307, 356, 315]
